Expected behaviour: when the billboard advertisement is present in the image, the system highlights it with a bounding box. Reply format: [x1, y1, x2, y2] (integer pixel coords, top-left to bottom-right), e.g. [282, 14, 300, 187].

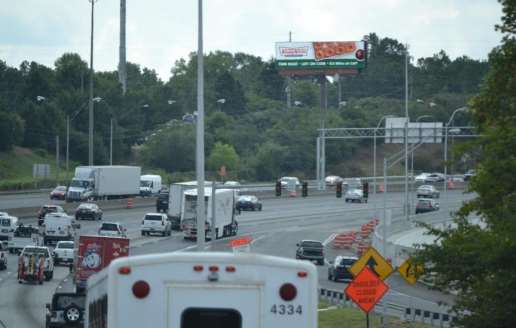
[384, 117, 443, 144]
[275, 41, 366, 71]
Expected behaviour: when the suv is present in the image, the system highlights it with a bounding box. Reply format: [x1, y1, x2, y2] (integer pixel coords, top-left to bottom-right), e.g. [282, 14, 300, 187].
[416, 198, 440, 214]
[327, 255, 358, 282]
[52, 241, 75, 265]
[46, 292, 85, 328]
[98, 222, 127, 238]
[20, 245, 54, 281]
[141, 213, 172, 236]
[296, 240, 324, 265]
[345, 188, 365, 203]
[156, 191, 169, 213]
[0, 241, 7, 270]
[38, 205, 66, 226]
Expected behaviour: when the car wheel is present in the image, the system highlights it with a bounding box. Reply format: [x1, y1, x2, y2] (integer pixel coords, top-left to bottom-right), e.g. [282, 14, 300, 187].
[63, 304, 82, 324]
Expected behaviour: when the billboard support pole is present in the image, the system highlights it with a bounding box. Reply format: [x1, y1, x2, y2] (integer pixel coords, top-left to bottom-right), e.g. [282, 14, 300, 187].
[316, 136, 321, 190]
[320, 76, 327, 191]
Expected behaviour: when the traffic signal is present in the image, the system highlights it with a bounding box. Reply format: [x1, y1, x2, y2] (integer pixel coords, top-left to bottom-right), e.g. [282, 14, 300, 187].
[363, 182, 369, 199]
[336, 182, 342, 198]
[302, 182, 308, 197]
[275, 180, 282, 197]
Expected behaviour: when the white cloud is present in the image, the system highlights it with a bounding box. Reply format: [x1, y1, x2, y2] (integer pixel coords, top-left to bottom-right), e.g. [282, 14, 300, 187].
[0, 0, 502, 80]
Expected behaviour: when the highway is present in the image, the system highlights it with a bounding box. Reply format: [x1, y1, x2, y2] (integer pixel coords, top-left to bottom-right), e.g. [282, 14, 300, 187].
[0, 190, 471, 328]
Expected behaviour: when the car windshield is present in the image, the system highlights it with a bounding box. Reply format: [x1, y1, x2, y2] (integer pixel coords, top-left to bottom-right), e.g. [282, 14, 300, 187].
[101, 223, 119, 231]
[79, 204, 95, 209]
[339, 258, 357, 266]
[43, 207, 58, 213]
[23, 247, 47, 256]
[57, 242, 74, 249]
[418, 200, 432, 206]
[145, 215, 163, 221]
[158, 192, 169, 200]
[140, 180, 152, 187]
[14, 227, 37, 237]
[300, 241, 322, 248]
[54, 295, 85, 309]
[238, 196, 254, 202]
[70, 179, 90, 188]
[55, 186, 66, 192]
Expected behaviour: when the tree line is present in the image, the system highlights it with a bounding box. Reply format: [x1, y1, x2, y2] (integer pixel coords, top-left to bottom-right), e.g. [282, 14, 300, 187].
[0, 33, 487, 180]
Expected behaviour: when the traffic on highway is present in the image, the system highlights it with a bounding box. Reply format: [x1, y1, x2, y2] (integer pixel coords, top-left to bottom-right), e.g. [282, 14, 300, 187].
[0, 178, 471, 328]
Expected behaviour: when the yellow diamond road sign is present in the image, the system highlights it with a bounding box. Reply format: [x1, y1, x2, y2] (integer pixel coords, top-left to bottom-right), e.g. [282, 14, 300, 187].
[397, 258, 424, 285]
[350, 247, 393, 281]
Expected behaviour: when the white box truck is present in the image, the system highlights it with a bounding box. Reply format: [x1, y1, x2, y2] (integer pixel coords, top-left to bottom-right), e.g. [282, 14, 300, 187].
[164, 181, 212, 230]
[139, 174, 162, 196]
[181, 187, 238, 240]
[66, 166, 141, 202]
[85, 252, 318, 328]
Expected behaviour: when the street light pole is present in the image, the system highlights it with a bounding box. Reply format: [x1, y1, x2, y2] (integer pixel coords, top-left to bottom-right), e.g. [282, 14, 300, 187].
[88, 0, 98, 166]
[196, 0, 206, 251]
[444, 107, 467, 194]
[373, 115, 394, 218]
[66, 116, 70, 179]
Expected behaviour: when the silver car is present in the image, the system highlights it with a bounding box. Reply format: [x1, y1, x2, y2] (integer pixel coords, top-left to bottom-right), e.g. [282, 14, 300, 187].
[417, 185, 440, 198]
[345, 188, 366, 203]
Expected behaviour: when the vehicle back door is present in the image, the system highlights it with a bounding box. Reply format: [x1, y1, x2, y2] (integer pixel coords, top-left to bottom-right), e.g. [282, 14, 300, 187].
[167, 283, 260, 328]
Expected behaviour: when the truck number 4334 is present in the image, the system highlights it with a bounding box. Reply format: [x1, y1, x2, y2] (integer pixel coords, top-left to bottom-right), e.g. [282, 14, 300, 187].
[270, 304, 303, 315]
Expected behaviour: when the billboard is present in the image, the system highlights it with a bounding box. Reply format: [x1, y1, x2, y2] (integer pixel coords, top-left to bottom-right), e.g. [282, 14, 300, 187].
[384, 117, 443, 144]
[275, 41, 367, 71]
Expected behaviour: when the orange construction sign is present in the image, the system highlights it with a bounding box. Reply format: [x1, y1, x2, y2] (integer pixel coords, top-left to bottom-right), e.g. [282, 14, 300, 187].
[345, 266, 389, 313]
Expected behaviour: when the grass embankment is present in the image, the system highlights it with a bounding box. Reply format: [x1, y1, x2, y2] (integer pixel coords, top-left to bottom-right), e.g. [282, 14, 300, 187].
[318, 303, 432, 328]
[0, 147, 74, 190]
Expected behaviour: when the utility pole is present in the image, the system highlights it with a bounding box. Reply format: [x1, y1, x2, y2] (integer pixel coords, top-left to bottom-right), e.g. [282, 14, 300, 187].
[404, 44, 409, 220]
[55, 136, 60, 185]
[118, 0, 127, 94]
[286, 31, 292, 109]
[196, 0, 206, 251]
[66, 117, 70, 179]
[88, 0, 97, 166]
[110, 118, 113, 165]
[320, 76, 327, 190]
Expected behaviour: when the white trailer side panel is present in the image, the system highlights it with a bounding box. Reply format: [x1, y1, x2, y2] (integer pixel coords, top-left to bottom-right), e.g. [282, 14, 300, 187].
[95, 166, 141, 196]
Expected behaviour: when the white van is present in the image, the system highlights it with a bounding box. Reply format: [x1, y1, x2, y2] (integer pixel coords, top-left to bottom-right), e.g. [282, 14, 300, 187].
[140, 175, 162, 196]
[86, 252, 318, 328]
[0, 215, 19, 241]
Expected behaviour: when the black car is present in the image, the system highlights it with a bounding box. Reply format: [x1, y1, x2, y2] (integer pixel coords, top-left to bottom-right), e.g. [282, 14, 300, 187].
[156, 191, 169, 213]
[38, 205, 66, 226]
[327, 255, 358, 282]
[415, 198, 440, 214]
[46, 292, 85, 328]
[296, 240, 324, 265]
[236, 195, 262, 212]
[75, 203, 102, 220]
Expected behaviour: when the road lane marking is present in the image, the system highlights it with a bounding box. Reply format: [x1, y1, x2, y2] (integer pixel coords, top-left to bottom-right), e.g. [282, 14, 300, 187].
[322, 233, 337, 247]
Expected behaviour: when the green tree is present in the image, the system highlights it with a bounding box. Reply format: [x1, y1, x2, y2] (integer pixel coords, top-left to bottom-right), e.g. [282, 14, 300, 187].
[0, 111, 24, 151]
[207, 142, 240, 173]
[415, 2, 516, 327]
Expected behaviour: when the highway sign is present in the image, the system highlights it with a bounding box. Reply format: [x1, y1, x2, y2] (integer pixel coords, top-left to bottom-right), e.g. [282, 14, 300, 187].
[350, 246, 393, 281]
[397, 258, 424, 285]
[345, 266, 389, 313]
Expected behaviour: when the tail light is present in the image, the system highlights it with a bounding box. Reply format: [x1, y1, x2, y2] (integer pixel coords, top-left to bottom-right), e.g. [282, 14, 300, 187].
[209, 266, 219, 272]
[132, 280, 150, 299]
[193, 265, 203, 272]
[279, 283, 297, 301]
[119, 266, 131, 275]
[297, 271, 308, 278]
[225, 266, 236, 273]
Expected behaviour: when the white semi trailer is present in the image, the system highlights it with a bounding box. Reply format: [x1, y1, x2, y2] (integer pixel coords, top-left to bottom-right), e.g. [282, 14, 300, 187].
[181, 187, 238, 240]
[66, 166, 141, 202]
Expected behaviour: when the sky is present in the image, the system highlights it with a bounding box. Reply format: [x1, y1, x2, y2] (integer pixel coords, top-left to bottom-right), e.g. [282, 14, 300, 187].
[0, 0, 503, 81]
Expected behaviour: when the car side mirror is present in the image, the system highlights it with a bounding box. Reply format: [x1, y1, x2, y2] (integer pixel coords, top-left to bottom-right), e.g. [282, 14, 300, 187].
[45, 303, 51, 311]
[296, 243, 299, 247]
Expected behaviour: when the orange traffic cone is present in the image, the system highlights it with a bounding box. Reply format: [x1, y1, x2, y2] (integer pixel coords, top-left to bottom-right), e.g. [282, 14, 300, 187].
[127, 198, 133, 209]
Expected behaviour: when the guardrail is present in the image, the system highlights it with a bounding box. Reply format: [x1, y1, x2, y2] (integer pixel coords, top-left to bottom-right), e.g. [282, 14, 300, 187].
[319, 288, 456, 327]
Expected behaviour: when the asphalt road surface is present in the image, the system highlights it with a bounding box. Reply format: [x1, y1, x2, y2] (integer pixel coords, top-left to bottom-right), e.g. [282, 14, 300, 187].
[0, 190, 471, 328]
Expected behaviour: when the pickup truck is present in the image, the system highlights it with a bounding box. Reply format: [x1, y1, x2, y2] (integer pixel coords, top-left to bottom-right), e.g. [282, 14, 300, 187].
[8, 225, 41, 254]
[296, 240, 325, 265]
